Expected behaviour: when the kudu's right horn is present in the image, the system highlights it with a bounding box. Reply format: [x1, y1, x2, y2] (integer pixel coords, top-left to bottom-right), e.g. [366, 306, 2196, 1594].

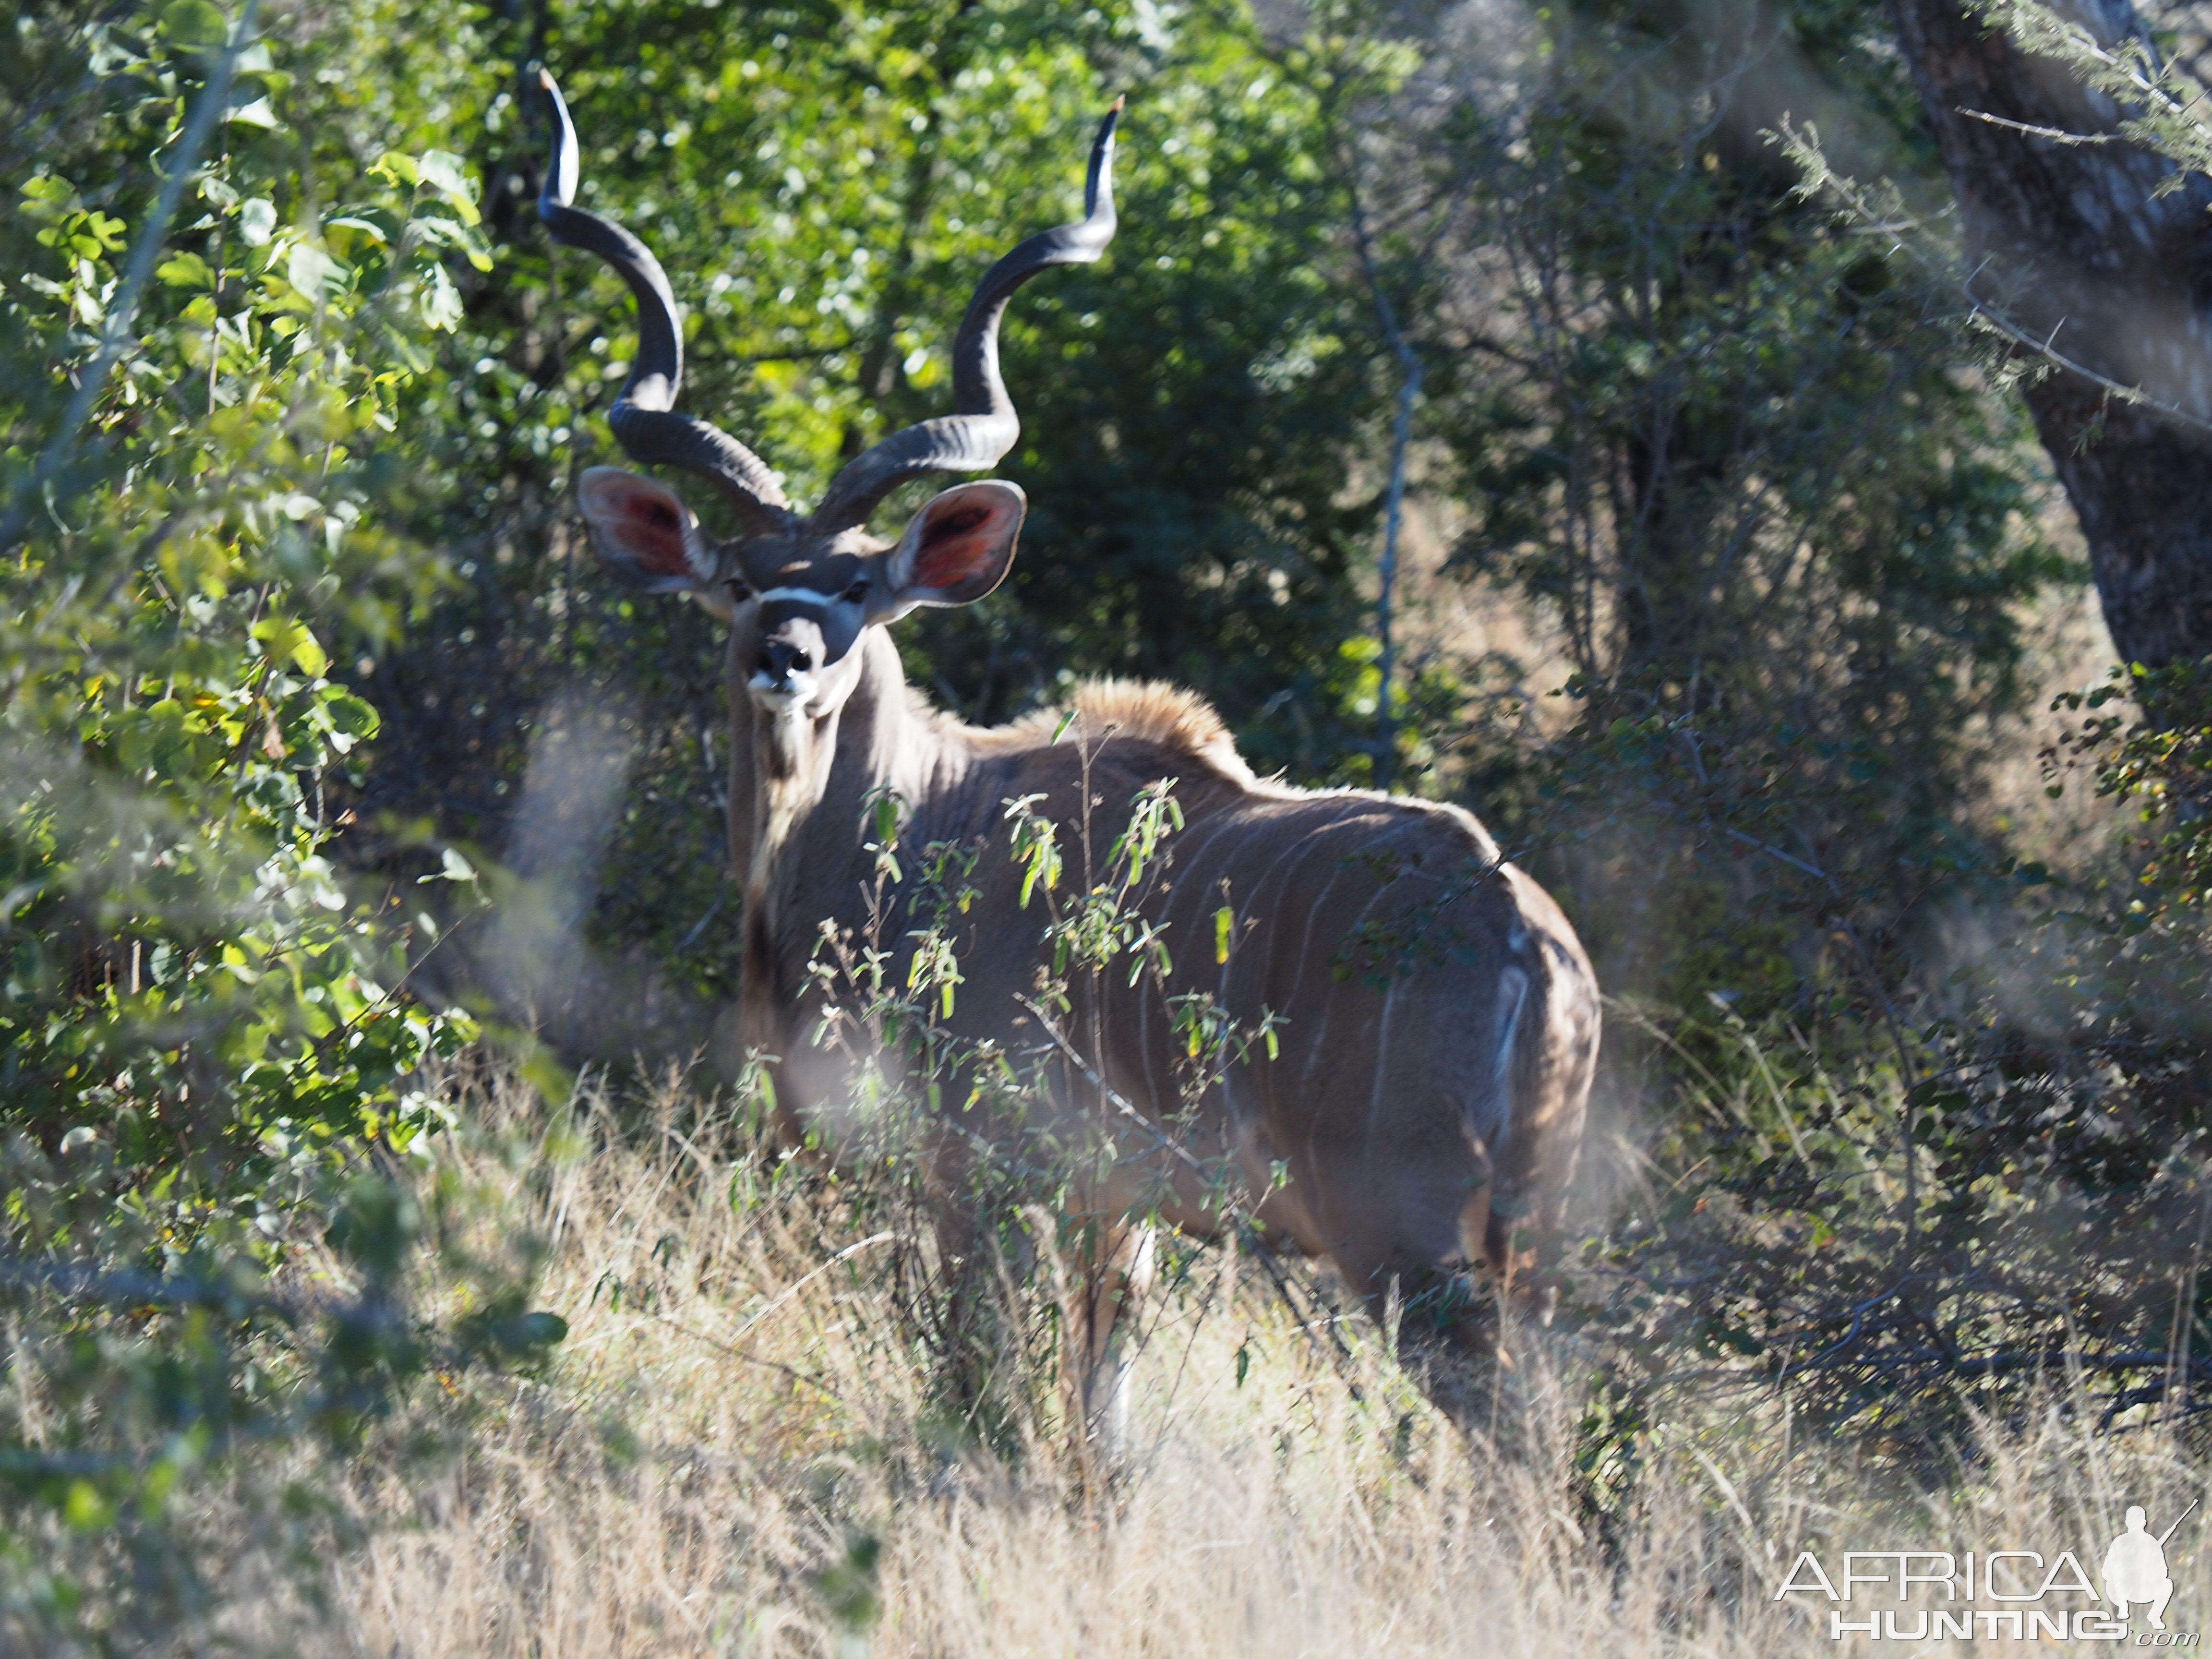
[807, 96, 1123, 537]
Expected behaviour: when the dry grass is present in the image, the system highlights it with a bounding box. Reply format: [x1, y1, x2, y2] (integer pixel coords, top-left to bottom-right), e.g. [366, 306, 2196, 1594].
[264, 1068, 2212, 1658]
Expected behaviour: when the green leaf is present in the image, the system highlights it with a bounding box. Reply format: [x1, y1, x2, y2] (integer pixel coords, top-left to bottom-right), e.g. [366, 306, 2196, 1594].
[226, 96, 280, 130]
[321, 688, 379, 742]
[239, 197, 276, 246]
[371, 151, 421, 189]
[1214, 905, 1233, 965]
[63, 1479, 113, 1531]
[324, 214, 388, 247]
[158, 0, 229, 48]
[420, 263, 462, 332]
[285, 240, 345, 302]
[252, 614, 326, 676]
[416, 150, 480, 226]
[518, 1046, 575, 1107]
[424, 848, 477, 885]
[156, 252, 216, 289]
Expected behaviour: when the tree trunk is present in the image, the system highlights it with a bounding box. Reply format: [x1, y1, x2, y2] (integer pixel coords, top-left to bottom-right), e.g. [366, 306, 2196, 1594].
[1890, 0, 2212, 670]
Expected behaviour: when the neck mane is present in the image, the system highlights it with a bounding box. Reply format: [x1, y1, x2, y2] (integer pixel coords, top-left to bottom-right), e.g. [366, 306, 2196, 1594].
[728, 627, 955, 1014]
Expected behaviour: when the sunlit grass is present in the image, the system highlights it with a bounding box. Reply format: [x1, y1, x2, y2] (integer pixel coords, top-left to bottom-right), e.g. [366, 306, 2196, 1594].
[178, 1065, 2208, 1657]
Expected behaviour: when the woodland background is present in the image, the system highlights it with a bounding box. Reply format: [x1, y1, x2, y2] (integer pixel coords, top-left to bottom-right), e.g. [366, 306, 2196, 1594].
[8, 0, 2212, 1651]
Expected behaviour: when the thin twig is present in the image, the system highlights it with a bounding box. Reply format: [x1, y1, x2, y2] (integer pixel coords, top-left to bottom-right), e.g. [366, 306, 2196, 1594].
[643, 1311, 848, 1403]
[728, 1230, 899, 1345]
[1239, 1225, 1369, 1406]
[1349, 181, 1423, 791]
[1957, 107, 2130, 145]
[1012, 993, 1214, 1183]
[1962, 292, 2212, 437]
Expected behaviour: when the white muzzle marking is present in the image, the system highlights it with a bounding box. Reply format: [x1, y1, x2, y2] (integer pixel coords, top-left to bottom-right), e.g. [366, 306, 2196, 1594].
[748, 671, 815, 717]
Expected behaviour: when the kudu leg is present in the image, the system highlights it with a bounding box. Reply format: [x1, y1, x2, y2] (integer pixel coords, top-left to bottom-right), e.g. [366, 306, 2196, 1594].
[917, 1137, 1011, 1436]
[1389, 1262, 1512, 1436]
[1034, 1212, 1156, 1468]
[1322, 1190, 1523, 1437]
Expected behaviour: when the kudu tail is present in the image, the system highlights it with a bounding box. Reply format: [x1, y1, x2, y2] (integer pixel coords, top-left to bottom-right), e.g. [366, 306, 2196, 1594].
[1474, 893, 1600, 1288]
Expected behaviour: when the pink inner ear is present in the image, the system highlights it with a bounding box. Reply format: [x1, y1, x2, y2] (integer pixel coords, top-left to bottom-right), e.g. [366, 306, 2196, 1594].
[619, 490, 689, 575]
[911, 505, 1001, 590]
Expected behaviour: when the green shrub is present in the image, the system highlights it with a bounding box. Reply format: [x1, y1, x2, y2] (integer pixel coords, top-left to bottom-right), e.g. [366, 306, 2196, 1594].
[0, 9, 566, 1647]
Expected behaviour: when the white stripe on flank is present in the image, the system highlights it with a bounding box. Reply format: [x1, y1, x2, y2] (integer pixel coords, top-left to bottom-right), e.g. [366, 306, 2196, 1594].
[1367, 975, 1400, 1154]
[1488, 966, 1529, 1154]
[755, 586, 834, 607]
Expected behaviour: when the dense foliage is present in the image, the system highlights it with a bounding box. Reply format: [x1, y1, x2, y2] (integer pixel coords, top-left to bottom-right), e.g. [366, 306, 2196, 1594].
[0, 5, 547, 1642]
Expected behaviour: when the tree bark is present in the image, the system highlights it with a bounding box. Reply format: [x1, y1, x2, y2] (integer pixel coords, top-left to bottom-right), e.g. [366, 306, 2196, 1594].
[1890, 0, 2212, 670]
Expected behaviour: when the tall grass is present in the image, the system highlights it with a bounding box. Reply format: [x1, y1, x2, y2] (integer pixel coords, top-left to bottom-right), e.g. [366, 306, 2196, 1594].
[185, 1066, 2207, 1658]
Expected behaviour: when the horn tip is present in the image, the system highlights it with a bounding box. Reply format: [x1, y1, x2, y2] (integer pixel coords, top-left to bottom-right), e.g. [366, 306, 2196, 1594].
[537, 65, 557, 93]
[1109, 93, 1126, 112]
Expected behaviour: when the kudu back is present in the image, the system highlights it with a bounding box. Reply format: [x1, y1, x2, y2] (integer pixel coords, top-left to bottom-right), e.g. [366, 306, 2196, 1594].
[532, 72, 1600, 1433]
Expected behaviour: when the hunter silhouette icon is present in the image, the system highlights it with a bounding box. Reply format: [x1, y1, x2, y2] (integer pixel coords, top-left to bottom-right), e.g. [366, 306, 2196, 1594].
[2104, 1502, 2196, 1630]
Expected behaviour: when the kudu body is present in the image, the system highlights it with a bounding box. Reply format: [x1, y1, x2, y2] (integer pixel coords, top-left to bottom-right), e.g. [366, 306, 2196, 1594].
[534, 72, 1601, 1438]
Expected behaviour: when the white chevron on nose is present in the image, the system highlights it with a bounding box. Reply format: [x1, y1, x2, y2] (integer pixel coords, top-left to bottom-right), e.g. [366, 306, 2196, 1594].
[756, 586, 833, 607]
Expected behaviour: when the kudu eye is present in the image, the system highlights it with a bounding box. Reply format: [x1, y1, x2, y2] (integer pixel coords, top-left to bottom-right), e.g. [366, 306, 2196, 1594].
[841, 579, 868, 603]
[728, 579, 754, 603]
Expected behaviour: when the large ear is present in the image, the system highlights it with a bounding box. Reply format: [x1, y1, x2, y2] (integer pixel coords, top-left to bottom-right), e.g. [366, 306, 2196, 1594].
[885, 481, 1025, 607]
[576, 466, 716, 592]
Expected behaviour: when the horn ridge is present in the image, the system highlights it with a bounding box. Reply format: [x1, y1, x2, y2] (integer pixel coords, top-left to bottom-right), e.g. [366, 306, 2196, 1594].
[536, 68, 794, 536]
[808, 99, 1123, 537]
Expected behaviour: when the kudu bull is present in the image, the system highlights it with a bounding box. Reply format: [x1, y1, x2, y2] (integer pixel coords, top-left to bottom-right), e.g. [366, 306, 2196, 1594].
[533, 70, 1600, 1439]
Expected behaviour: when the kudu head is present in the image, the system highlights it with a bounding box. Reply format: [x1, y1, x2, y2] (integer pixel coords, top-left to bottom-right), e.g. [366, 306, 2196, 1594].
[535, 70, 1119, 729]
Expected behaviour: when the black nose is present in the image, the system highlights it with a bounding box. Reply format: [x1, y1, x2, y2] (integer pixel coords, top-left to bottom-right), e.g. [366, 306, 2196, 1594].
[758, 637, 812, 681]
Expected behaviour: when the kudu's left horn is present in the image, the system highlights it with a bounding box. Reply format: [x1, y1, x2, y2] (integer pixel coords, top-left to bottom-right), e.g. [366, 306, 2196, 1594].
[536, 68, 796, 538]
[806, 97, 1124, 537]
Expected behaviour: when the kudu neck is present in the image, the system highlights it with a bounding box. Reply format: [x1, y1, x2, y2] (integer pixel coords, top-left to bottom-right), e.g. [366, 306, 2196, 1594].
[728, 625, 953, 951]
